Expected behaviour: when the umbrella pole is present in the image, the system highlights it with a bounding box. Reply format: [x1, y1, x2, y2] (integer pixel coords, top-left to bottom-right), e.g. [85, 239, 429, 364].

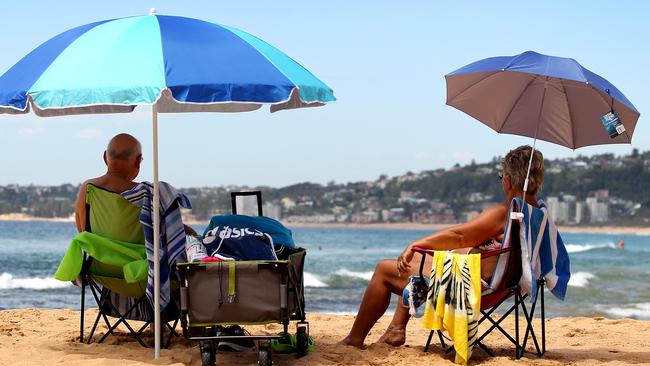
[152, 103, 161, 358]
[521, 79, 547, 212]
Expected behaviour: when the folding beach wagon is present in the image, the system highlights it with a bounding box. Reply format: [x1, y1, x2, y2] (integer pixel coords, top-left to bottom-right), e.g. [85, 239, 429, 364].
[177, 191, 309, 366]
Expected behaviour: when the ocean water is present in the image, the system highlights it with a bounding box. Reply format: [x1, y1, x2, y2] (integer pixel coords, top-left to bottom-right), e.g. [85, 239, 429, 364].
[0, 221, 649, 320]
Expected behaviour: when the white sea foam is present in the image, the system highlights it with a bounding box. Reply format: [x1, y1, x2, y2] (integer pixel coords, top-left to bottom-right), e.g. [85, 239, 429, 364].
[303, 272, 328, 288]
[568, 272, 595, 287]
[565, 243, 615, 253]
[317, 311, 356, 316]
[334, 269, 374, 281]
[605, 303, 650, 319]
[0, 272, 71, 290]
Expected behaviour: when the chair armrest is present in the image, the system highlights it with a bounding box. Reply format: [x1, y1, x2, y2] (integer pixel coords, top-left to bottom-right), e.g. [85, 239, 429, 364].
[411, 246, 436, 255]
[413, 245, 513, 259]
[479, 247, 513, 259]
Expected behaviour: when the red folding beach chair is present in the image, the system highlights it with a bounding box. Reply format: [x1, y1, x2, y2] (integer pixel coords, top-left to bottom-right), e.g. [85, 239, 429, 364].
[412, 215, 546, 359]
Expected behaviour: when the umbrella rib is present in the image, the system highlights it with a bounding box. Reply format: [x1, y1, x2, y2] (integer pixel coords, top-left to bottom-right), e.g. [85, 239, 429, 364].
[446, 71, 500, 104]
[560, 80, 577, 149]
[496, 76, 537, 133]
[592, 86, 633, 142]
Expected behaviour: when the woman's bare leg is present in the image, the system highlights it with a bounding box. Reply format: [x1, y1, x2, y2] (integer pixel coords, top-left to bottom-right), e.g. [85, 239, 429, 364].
[340, 252, 428, 348]
[339, 259, 407, 347]
[376, 299, 410, 346]
[376, 252, 432, 346]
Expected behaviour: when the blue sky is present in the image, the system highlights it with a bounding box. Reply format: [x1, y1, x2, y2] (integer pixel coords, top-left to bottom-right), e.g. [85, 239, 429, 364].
[1, 1, 648, 187]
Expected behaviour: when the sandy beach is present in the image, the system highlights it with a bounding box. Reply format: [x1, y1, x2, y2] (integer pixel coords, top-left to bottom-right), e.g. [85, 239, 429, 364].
[1, 308, 649, 365]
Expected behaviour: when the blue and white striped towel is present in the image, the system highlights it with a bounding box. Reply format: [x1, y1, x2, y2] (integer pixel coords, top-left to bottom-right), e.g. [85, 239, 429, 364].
[122, 182, 192, 310]
[512, 198, 571, 301]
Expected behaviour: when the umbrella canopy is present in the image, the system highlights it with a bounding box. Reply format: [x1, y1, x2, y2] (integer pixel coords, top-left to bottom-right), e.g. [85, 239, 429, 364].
[445, 51, 640, 149]
[0, 14, 335, 115]
[0, 12, 334, 358]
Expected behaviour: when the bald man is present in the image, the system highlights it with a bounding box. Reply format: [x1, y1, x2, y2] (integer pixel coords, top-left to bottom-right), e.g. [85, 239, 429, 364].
[74, 133, 196, 235]
[74, 133, 143, 232]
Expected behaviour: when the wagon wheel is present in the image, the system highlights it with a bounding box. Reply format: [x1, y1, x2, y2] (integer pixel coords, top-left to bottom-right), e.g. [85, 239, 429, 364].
[200, 340, 216, 366]
[296, 324, 309, 357]
[258, 342, 272, 366]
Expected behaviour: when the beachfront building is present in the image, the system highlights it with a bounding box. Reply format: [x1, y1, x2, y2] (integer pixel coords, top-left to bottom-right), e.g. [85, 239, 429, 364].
[382, 207, 407, 222]
[352, 210, 380, 223]
[262, 202, 282, 220]
[586, 197, 609, 223]
[546, 196, 570, 224]
[575, 201, 585, 224]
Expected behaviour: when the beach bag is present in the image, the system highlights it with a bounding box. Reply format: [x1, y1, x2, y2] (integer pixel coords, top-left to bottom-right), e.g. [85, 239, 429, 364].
[203, 226, 277, 261]
[203, 214, 295, 248]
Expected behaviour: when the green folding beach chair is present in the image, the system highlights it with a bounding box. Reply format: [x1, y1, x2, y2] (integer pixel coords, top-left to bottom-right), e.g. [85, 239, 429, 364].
[76, 183, 179, 347]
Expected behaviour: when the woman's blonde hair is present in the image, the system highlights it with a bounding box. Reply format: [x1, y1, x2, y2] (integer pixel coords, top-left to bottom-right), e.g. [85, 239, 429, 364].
[501, 145, 544, 195]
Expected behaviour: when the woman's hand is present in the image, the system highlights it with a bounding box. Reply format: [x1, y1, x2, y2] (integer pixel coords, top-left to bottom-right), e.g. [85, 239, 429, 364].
[397, 245, 414, 275]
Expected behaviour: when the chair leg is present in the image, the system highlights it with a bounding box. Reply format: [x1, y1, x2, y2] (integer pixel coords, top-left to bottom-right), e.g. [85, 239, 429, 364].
[515, 290, 520, 359]
[80, 278, 85, 343]
[480, 308, 519, 346]
[137, 320, 150, 337]
[86, 280, 112, 344]
[86, 281, 149, 348]
[164, 318, 179, 349]
[86, 311, 102, 344]
[96, 295, 149, 347]
[424, 330, 434, 352]
[519, 294, 542, 357]
[477, 341, 494, 357]
[475, 300, 519, 346]
[540, 281, 546, 355]
[87, 281, 115, 341]
[437, 330, 447, 349]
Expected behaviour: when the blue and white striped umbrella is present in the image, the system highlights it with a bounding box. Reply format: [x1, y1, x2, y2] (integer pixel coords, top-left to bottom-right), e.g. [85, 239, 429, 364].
[0, 13, 335, 115]
[0, 12, 334, 357]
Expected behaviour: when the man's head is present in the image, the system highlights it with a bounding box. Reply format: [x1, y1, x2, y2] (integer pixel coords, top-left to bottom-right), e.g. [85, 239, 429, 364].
[103, 133, 142, 180]
[500, 145, 544, 197]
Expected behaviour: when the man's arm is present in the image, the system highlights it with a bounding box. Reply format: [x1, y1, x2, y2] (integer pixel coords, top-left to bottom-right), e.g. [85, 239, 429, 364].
[74, 182, 88, 233]
[184, 224, 198, 236]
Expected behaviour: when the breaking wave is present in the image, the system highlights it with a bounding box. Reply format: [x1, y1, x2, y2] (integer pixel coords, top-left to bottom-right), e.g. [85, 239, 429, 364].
[304, 269, 375, 288]
[0, 272, 71, 290]
[605, 303, 650, 319]
[304, 272, 328, 288]
[568, 272, 595, 287]
[565, 243, 616, 253]
[333, 269, 374, 281]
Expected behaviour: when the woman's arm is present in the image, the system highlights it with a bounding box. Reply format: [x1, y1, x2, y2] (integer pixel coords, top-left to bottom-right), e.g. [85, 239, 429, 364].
[397, 203, 508, 274]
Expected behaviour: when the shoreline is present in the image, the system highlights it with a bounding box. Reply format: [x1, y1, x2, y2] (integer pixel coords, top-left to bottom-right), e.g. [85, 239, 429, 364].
[1, 213, 649, 235]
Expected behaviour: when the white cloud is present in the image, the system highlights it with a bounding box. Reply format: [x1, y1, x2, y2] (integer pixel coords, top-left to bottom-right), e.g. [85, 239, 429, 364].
[415, 151, 476, 164]
[452, 151, 477, 163]
[75, 128, 104, 139]
[414, 151, 435, 161]
[17, 126, 45, 136]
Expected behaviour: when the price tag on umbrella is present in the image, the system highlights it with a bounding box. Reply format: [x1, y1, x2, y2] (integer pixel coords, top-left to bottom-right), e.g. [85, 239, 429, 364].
[601, 110, 625, 138]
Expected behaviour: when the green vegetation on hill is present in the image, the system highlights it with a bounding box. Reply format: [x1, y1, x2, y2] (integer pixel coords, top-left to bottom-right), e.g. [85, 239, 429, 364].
[1, 149, 648, 225]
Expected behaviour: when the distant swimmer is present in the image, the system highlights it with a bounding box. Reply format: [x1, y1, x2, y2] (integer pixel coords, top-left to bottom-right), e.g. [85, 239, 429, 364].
[617, 240, 625, 250]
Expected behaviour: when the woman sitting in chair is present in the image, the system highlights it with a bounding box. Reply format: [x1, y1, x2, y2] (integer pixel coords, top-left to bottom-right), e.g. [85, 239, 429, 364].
[340, 145, 544, 348]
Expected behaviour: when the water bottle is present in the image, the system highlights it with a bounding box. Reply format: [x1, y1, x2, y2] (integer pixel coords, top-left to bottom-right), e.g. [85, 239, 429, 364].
[185, 235, 207, 262]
